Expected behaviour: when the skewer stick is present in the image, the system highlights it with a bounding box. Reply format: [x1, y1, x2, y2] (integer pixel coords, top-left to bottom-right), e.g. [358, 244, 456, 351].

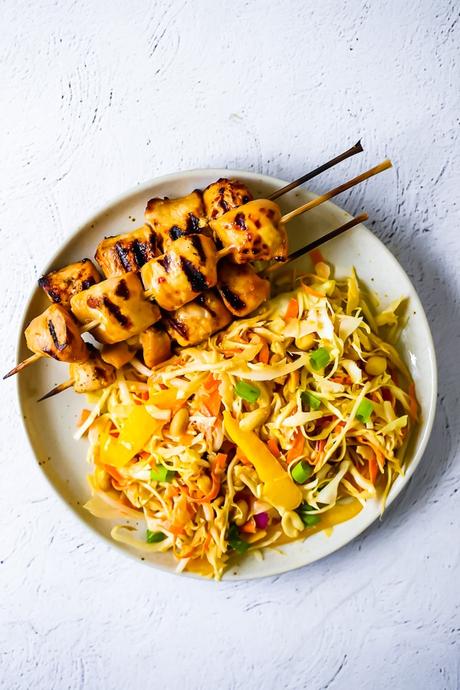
[37, 379, 74, 402]
[80, 318, 100, 334]
[269, 140, 363, 201]
[265, 213, 368, 274]
[3, 352, 42, 379]
[281, 159, 392, 224]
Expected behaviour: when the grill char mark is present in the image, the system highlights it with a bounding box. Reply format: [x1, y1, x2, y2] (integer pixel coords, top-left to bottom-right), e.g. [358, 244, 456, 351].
[180, 257, 209, 293]
[187, 213, 200, 233]
[219, 284, 246, 313]
[48, 319, 67, 351]
[132, 239, 149, 268]
[169, 225, 184, 241]
[190, 234, 206, 263]
[158, 254, 171, 272]
[102, 296, 131, 328]
[167, 317, 188, 339]
[115, 279, 130, 299]
[115, 242, 134, 271]
[234, 213, 247, 230]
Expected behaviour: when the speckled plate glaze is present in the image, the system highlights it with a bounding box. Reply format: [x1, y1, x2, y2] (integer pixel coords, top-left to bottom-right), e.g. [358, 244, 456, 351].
[16, 169, 437, 580]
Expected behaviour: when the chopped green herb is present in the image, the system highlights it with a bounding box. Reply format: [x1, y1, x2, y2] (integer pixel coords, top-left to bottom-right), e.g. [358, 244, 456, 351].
[301, 390, 322, 411]
[150, 465, 176, 483]
[291, 461, 313, 484]
[234, 380, 261, 403]
[296, 502, 321, 527]
[310, 347, 330, 371]
[146, 530, 167, 543]
[228, 523, 250, 554]
[356, 397, 374, 424]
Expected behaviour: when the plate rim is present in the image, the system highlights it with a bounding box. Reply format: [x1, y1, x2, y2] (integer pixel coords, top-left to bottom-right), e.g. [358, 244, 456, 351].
[15, 167, 438, 580]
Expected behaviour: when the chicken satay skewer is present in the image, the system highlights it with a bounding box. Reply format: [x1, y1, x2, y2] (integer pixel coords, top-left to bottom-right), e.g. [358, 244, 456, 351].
[8, 159, 390, 380]
[37, 213, 368, 401]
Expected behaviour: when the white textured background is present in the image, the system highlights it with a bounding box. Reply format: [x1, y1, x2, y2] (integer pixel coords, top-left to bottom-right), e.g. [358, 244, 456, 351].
[1, 1, 459, 689]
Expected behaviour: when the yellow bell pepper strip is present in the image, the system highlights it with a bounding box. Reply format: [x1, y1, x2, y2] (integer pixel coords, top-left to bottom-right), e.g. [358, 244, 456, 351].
[223, 411, 302, 511]
[100, 405, 163, 468]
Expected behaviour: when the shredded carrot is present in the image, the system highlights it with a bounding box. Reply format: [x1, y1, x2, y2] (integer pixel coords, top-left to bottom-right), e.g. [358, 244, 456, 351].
[368, 456, 379, 484]
[203, 533, 212, 552]
[408, 382, 418, 421]
[267, 437, 281, 458]
[203, 388, 221, 417]
[284, 297, 298, 321]
[357, 436, 385, 469]
[309, 249, 325, 265]
[104, 465, 124, 483]
[314, 439, 326, 465]
[139, 450, 150, 460]
[76, 409, 91, 428]
[178, 433, 195, 445]
[241, 519, 257, 534]
[258, 341, 270, 364]
[287, 430, 304, 462]
[302, 284, 325, 298]
[204, 373, 218, 390]
[330, 375, 353, 385]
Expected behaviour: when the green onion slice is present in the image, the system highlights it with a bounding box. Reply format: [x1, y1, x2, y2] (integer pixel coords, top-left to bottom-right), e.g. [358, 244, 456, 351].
[228, 523, 250, 554]
[356, 397, 374, 423]
[150, 465, 176, 483]
[234, 380, 261, 403]
[310, 347, 330, 371]
[291, 461, 313, 484]
[146, 530, 167, 543]
[301, 391, 321, 411]
[296, 502, 321, 527]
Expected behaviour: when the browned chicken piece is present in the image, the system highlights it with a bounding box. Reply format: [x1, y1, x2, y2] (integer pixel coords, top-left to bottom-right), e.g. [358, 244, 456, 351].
[24, 304, 89, 363]
[203, 178, 253, 220]
[101, 342, 136, 369]
[70, 272, 161, 345]
[95, 225, 157, 278]
[217, 261, 270, 317]
[139, 326, 171, 368]
[70, 344, 116, 392]
[209, 199, 288, 264]
[164, 290, 232, 347]
[144, 190, 206, 252]
[141, 234, 218, 311]
[38, 259, 101, 309]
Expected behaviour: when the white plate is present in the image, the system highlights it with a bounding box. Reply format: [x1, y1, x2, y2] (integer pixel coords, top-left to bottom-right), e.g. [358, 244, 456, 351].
[16, 169, 437, 580]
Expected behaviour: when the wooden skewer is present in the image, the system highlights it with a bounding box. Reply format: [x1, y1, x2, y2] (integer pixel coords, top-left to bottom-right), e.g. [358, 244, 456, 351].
[269, 140, 363, 201]
[37, 379, 74, 402]
[265, 213, 368, 274]
[36, 213, 369, 402]
[3, 352, 42, 379]
[280, 159, 392, 224]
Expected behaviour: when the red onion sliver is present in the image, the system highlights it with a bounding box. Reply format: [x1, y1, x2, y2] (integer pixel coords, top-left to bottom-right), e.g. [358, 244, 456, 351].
[254, 512, 269, 529]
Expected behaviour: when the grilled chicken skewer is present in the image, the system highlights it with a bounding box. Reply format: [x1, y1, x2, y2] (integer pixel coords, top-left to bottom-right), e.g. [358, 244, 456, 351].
[95, 141, 364, 273]
[7, 157, 389, 379]
[36, 212, 368, 400]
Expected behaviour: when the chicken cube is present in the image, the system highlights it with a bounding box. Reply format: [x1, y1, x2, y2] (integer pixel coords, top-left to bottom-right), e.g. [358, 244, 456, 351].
[38, 259, 101, 309]
[70, 344, 116, 392]
[70, 272, 160, 344]
[139, 327, 171, 368]
[24, 304, 89, 363]
[217, 261, 270, 317]
[95, 225, 157, 278]
[164, 290, 232, 347]
[209, 199, 288, 264]
[203, 178, 253, 220]
[144, 190, 206, 252]
[141, 234, 218, 311]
